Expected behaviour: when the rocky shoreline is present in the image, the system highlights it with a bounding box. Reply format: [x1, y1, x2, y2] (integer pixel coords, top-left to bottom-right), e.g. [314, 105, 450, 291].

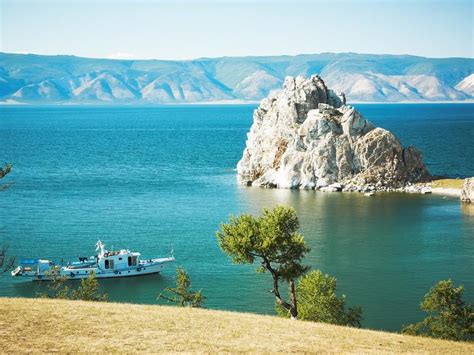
[314, 181, 460, 197]
[239, 177, 470, 200]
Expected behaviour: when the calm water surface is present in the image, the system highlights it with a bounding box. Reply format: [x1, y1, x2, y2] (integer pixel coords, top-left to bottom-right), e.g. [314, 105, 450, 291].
[0, 104, 473, 331]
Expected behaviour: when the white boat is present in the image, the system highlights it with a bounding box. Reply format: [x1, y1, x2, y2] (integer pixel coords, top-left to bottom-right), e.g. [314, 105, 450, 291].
[11, 240, 175, 281]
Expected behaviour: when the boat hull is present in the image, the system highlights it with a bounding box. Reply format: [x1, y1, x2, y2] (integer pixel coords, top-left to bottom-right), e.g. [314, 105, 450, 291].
[15, 257, 174, 281]
[57, 262, 166, 281]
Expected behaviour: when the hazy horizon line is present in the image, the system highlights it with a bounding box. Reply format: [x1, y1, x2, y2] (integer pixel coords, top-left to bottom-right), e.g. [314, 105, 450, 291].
[2, 50, 473, 62]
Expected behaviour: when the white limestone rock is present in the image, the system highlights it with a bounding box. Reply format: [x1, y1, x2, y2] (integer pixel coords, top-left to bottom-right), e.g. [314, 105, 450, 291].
[420, 186, 432, 194]
[237, 75, 429, 190]
[461, 178, 474, 203]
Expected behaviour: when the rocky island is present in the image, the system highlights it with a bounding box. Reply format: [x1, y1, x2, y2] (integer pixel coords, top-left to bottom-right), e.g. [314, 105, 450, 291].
[237, 75, 430, 192]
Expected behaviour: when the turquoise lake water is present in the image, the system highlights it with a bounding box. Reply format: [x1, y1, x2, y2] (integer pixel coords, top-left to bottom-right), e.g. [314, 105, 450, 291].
[0, 104, 473, 331]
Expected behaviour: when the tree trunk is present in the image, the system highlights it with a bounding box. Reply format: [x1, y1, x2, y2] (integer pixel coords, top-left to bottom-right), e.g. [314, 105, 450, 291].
[289, 279, 298, 320]
[262, 258, 292, 314]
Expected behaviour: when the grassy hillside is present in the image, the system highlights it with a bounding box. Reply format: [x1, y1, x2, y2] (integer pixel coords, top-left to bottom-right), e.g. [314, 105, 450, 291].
[1, 298, 472, 353]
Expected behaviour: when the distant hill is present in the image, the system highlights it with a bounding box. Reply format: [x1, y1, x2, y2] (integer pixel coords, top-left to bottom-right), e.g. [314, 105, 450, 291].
[0, 52, 473, 104]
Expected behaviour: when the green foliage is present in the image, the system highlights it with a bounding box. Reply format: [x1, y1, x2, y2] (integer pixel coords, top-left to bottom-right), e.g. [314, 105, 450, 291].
[158, 267, 205, 308]
[217, 205, 310, 281]
[42, 274, 71, 300]
[71, 273, 109, 302]
[277, 270, 362, 327]
[42, 271, 108, 302]
[216, 205, 310, 318]
[402, 279, 473, 341]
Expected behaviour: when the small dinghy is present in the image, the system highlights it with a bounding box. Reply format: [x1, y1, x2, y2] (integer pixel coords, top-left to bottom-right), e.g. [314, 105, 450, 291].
[11, 240, 174, 281]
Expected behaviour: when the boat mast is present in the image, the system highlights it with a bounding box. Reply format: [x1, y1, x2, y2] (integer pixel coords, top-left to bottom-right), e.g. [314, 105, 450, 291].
[95, 240, 105, 256]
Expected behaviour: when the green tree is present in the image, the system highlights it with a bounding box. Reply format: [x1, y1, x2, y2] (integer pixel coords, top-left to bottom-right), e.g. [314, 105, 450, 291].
[277, 270, 362, 327]
[216, 205, 310, 319]
[42, 273, 71, 300]
[71, 272, 109, 301]
[402, 279, 473, 341]
[158, 267, 205, 308]
[43, 272, 108, 302]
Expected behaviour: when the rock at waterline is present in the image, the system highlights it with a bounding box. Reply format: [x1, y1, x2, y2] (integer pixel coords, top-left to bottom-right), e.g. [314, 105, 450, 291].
[237, 75, 430, 191]
[420, 186, 432, 194]
[461, 178, 474, 203]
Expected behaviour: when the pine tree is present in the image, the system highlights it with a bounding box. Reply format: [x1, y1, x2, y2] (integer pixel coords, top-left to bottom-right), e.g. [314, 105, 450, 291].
[402, 279, 473, 341]
[217, 205, 310, 319]
[158, 267, 205, 308]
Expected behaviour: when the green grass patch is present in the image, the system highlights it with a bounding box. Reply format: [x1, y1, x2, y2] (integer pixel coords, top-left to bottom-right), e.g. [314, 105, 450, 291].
[431, 179, 465, 189]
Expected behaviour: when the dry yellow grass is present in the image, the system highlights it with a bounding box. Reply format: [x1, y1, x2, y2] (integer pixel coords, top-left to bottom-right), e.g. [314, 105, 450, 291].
[431, 178, 465, 189]
[1, 297, 473, 353]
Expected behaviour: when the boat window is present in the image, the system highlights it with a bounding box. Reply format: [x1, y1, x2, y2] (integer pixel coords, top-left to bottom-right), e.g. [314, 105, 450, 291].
[104, 259, 114, 269]
[132, 256, 137, 266]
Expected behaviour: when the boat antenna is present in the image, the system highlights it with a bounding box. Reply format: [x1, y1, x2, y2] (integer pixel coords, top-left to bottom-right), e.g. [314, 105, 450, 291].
[169, 243, 174, 258]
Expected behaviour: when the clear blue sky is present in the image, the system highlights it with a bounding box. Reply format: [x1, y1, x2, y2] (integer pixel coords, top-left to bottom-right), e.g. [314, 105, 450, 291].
[1, 0, 472, 60]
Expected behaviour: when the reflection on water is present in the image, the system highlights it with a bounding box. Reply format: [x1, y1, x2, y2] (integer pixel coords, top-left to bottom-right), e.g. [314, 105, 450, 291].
[461, 202, 474, 216]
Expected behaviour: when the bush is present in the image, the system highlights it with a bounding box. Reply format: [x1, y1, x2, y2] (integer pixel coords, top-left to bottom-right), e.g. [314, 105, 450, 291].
[158, 267, 205, 308]
[42, 272, 108, 302]
[402, 279, 473, 341]
[277, 270, 362, 327]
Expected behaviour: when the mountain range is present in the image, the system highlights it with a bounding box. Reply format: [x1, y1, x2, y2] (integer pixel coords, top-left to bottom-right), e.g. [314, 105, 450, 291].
[0, 52, 473, 104]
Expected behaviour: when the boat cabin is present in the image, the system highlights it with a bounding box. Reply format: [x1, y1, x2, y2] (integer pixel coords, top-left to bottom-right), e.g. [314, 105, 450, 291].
[98, 249, 141, 271]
